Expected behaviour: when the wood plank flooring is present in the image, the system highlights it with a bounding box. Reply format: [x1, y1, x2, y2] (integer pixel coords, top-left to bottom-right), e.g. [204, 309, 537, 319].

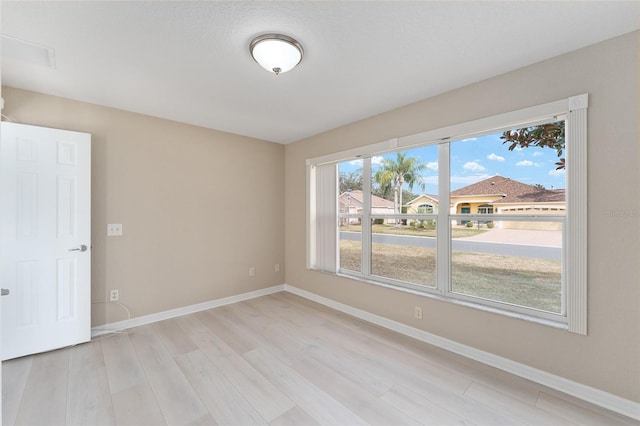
[3, 292, 637, 425]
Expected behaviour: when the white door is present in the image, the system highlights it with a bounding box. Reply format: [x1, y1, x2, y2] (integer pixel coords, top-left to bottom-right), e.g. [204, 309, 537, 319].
[1, 122, 91, 361]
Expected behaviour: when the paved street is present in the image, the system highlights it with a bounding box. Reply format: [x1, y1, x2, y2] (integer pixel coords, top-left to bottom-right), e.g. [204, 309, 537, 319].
[340, 230, 561, 261]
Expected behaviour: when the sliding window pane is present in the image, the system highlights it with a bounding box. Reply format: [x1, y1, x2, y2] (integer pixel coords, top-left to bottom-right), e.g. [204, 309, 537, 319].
[371, 219, 436, 287]
[371, 146, 439, 216]
[369, 145, 438, 287]
[449, 120, 566, 198]
[450, 220, 563, 313]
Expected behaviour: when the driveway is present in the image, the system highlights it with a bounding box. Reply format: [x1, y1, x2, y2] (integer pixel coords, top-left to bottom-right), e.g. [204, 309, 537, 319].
[456, 228, 561, 247]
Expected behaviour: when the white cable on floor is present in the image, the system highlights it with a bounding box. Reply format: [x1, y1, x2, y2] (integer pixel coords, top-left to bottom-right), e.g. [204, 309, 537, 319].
[90, 300, 134, 340]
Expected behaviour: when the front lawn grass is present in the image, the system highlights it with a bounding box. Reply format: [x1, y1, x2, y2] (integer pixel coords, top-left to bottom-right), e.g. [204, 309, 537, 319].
[341, 224, 487, 238]
[339, 241, 561, 313]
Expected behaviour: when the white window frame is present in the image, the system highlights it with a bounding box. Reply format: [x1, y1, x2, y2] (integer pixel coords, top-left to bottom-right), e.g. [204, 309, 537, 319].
[307, 94, 588, 334]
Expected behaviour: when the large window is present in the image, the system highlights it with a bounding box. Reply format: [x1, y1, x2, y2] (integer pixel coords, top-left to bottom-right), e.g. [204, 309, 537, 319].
[308, 95, 587, 333]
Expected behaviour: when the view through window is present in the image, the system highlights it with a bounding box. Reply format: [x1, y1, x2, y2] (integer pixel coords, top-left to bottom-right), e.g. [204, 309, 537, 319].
[337, 119, 566, 316]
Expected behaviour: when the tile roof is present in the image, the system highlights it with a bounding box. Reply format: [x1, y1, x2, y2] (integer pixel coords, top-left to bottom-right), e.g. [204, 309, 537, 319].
[406, 194, 439, 205]
[451, 176, 565, 204]
[496, 188, 565, 204]
[339, 190, 395, 208]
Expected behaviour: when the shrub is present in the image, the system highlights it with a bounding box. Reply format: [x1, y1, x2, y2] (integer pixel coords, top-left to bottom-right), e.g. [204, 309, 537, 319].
[373, 218, 384, 225]
[465, 221, 474, 228]
[487, 221, 494, 229]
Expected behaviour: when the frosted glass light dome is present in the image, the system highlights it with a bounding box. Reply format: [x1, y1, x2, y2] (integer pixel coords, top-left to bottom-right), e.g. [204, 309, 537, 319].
[250, 34, 303, 75]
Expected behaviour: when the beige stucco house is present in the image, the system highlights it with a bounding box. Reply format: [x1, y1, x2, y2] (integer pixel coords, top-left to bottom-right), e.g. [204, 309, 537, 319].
[405, 194, 439, 214]
[338, 190, 395, 224]
[406, 176, 566, 230]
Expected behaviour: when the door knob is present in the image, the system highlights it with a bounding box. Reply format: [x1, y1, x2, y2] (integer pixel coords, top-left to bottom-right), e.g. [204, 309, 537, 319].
[68, 245, 88, 252]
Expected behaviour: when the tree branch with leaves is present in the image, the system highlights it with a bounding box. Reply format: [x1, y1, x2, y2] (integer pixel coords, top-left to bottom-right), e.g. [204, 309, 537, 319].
[501, 121, 565, 170]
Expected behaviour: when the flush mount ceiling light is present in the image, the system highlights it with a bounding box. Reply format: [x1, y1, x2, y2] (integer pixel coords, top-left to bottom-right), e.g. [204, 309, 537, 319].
[249, 33, 303, 75]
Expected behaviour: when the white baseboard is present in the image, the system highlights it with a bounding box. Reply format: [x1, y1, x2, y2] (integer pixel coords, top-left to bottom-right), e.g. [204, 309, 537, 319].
[91, 284, 285, 338]
[283, 284, 640, 421]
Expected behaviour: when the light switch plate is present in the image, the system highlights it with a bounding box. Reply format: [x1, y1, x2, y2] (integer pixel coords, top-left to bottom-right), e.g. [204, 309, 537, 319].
[107, 224, 123, 236]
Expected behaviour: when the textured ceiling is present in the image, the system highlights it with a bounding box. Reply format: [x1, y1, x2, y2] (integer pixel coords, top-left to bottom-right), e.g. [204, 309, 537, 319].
[2, 1, 639, 144]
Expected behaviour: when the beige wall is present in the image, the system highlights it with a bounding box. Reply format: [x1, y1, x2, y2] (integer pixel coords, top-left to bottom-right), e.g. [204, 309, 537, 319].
[285, 31, 640, 402]
[1, 87, 285, 327]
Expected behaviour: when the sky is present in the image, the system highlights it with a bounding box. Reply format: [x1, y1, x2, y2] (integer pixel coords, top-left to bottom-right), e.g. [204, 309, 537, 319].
[339, 129, 566, 195]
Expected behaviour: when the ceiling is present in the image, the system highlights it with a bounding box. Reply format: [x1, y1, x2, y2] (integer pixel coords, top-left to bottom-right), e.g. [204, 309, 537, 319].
[2, 1, 639, 144]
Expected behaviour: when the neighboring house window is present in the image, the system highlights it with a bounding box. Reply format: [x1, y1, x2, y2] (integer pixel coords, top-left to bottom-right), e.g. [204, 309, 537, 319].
[307, 95, 588, 334]
[477, 204, 493, 214]
[416, 203, 434, 214]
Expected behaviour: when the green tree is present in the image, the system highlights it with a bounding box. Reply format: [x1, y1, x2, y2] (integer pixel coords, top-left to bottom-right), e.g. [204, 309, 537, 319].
[339, 170, 363, 194]
[339, 169, 418, 202]
[371, 186, 387, 200]
[501, 122, 565, 169]
[402, 189, 418, 204]
[374, 152, 426, 225]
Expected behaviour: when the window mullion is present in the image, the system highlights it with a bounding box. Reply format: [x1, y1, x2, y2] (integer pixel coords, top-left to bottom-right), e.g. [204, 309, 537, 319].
[437, 143, 450, 294]
[362, 158, 372, 277]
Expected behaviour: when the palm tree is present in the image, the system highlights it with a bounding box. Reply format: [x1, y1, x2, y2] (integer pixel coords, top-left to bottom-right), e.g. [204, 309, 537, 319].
[374, 152, 426, 226]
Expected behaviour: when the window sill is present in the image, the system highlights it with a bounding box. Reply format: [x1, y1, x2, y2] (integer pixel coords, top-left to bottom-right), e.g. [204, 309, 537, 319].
[330, 269, 569, 331]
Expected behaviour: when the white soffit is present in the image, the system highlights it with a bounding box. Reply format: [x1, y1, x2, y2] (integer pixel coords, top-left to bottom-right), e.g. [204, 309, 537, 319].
[1, 1, 639, 144]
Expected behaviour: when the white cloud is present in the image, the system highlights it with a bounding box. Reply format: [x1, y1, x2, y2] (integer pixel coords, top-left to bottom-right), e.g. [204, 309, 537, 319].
[461, 137, 477, 142]
[516, 160, 534, 167]
[463, 161, 486, 172]
[549, 168, 566, 177]
[451, 174, 491, 185]
[349, 156, 384, 166]
[532, 151, 544, 157]
[487, 153, 505, 162]
[426, 161, 438, 171]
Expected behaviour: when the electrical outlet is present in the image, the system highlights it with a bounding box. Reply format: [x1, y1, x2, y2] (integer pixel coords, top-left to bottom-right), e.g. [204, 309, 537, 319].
[107, 224, 123, 236]
[249, 267, 256, 276]
[275, 263, 280, 272]
[110, 289, 119, 302]
[414, 306, 423, 319]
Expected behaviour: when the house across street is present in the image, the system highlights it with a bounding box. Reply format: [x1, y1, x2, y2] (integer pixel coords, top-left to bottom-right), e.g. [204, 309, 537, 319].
[405, 175, 566, 230]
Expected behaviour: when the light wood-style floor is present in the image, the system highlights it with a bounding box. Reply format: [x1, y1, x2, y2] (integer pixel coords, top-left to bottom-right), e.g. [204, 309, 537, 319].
[2, 292, 637, 426]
